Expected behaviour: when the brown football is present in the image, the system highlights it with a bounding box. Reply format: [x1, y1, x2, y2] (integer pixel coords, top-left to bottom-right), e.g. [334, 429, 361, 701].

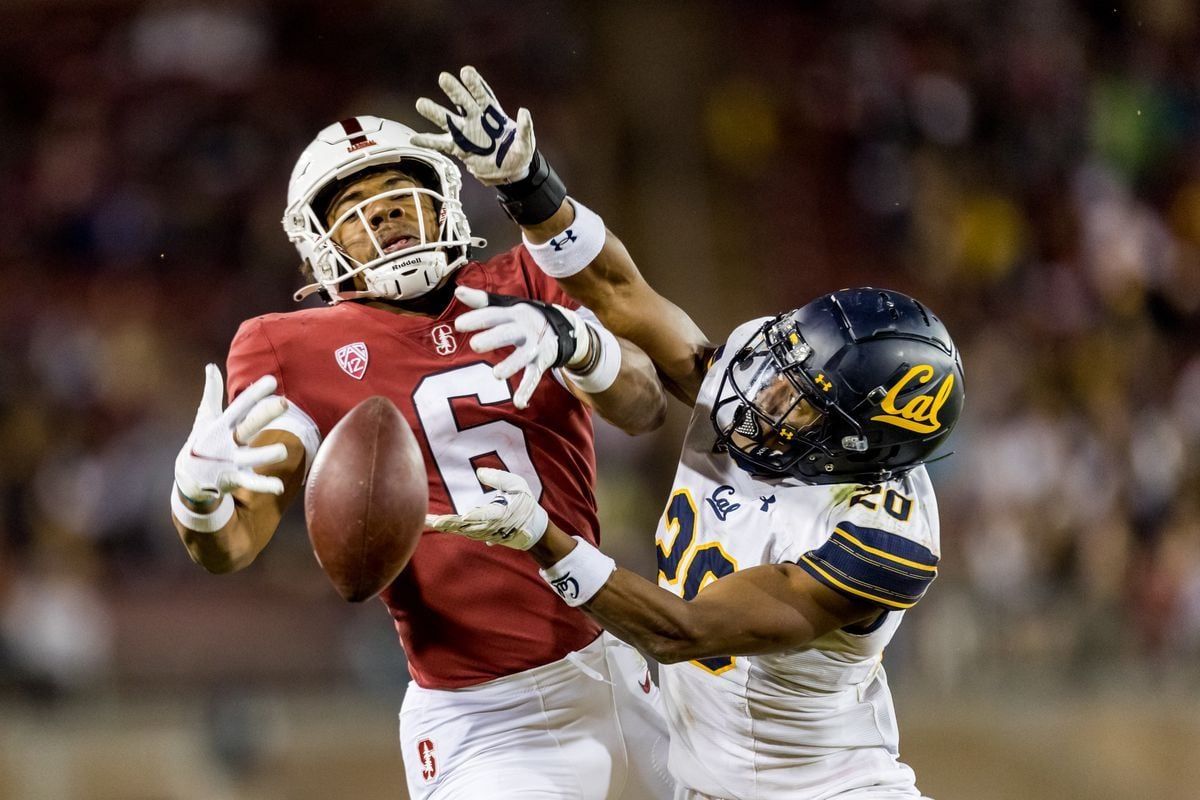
[304, 396, 428, 602]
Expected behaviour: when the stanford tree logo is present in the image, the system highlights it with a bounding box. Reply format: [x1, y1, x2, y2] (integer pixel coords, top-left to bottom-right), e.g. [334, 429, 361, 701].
[417, 738, 437, 781]
[432, 324, 458, 356]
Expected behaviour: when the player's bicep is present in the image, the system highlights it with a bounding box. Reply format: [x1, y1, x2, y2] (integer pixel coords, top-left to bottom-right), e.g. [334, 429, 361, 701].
[684, 562, 879, 656]
[558, 239, 713, 404]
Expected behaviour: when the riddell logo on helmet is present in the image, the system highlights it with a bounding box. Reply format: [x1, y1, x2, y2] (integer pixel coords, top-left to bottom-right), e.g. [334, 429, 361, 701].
[346, 139, 377, 153]
[870, 365, 955, 434]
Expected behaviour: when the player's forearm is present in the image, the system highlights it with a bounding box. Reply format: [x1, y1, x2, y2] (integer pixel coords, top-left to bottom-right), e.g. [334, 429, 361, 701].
[520, 198, 575, 245]
[558, 234, 711, 405]
[568, 338, 666, 435]
[173, 503, 261, 574]
[519, 194, 710, 404]
[172, 431, 304, 574]
[581, 569, 714, 664]
[529, 523, 709, 664]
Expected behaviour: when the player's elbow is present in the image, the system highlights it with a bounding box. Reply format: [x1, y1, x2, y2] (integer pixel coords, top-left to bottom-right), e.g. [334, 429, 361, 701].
[178, 527, 257, 575]
[616, 388, 667, 436]
[647, 636, 711, 665]
[642, 614, 709, 664]
[646, 641, 691, 665]
[604, 342, 668, 436]
[187, 545, 256, 575]
[200, 552, 255, 574]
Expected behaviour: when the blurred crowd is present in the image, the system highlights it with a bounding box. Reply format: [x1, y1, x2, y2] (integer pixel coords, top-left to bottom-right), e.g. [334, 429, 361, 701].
[1, 0, 1199, 702]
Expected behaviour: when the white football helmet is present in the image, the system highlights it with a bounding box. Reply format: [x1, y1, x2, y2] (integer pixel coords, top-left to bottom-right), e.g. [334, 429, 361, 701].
[283, 116, 484, 303]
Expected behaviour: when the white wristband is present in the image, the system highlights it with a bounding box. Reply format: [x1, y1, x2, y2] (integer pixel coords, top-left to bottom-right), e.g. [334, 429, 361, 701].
[171, 487, 235, 533]
[565, 322, 621, 394]
[522, 199, 606, 278]
[539, 537, 616, 607]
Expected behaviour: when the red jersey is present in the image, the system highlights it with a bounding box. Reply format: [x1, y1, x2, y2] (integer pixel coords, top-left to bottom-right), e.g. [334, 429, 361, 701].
[225, 245, 602, 689]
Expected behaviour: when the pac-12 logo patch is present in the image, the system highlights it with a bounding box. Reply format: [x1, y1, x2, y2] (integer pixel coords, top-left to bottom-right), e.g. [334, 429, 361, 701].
[432, 324, 458, 356]
[417, 738, 437, 781]
[335, 342, 368, 380]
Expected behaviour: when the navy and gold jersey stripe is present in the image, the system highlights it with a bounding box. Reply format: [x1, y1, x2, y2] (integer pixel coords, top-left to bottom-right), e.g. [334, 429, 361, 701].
[798, 522, 938, 610]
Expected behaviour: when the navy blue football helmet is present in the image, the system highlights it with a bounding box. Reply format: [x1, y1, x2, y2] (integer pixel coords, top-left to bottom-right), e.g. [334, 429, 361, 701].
[711, 288, 965, 485]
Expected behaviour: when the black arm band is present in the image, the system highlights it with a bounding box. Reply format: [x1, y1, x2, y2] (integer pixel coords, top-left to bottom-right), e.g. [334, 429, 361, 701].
[497, 150, 568, 226]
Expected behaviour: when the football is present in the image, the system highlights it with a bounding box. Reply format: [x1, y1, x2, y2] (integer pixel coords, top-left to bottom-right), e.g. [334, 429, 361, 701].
[304, 396, 428, 602]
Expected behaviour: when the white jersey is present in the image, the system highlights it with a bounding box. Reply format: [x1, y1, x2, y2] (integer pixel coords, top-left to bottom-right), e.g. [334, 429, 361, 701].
[656, 319, 940, 800]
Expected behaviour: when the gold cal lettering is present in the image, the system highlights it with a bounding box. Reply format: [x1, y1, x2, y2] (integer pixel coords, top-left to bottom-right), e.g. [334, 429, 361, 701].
[869, 365, 954, 434]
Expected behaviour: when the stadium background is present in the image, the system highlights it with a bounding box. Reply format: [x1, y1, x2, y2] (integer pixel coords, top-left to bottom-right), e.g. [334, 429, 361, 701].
[1, 1, 1198, 798]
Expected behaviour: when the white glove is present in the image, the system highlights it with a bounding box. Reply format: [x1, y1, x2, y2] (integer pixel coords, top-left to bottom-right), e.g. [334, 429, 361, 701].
[412, 65, 536, 186]
[425, 468, 548, 550]
[454, 286, 589, 409]
[174, 364, 289, 505]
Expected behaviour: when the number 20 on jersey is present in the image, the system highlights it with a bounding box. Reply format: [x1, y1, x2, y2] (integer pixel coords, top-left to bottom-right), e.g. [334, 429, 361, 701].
[656, 489, 738, 675]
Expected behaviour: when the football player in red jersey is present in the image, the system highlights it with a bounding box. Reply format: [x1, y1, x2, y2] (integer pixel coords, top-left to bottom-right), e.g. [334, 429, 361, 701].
[170, 67, 673, 799]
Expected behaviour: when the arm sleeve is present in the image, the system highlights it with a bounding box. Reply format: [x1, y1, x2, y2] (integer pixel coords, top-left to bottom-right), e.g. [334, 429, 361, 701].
[226, 318, 322, 479]
[796, 522, 939, 610]
[515, 244, 580, 310]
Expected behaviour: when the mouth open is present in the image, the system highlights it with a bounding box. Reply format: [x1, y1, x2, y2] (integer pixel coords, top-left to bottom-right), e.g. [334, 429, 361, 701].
[382, 234, 417, 254]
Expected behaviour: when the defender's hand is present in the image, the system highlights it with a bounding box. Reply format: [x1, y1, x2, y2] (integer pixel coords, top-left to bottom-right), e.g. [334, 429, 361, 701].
[412, 65, 536, 186]
[425, 468, 548, 550]
[174, 364, 289, 506]
[453, 286, 588, 410]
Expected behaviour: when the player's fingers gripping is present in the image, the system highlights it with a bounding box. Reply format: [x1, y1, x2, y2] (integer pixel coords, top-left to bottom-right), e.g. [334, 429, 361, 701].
[437, 70, 480, 118]
[455, 306, 515, 335]
[223, 374, 278, 426]
[453, 285, 491, 311]
[475, 468, 529, 495]
[461, 65, 500, 108]
[468, 322, 526, 355]
[234, 396, 288, 445]
[230, 470, 285, 496]
[514, 107, 535, 155]
[425, 513, 472, 534]
[408, 130, 456, 157]
[232, 441, 288, 469]
[198, 363, 226, 423]
[513, 362, 546, 409]
[414, 96, 457, 132]
[494, 340, 540, 382]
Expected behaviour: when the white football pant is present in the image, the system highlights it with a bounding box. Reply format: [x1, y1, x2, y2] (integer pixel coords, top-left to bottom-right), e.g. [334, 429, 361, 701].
[399, 632, 674, 799]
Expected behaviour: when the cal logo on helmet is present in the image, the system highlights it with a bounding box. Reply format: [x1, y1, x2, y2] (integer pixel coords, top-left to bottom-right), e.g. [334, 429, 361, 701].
[870, 365, 955, 434]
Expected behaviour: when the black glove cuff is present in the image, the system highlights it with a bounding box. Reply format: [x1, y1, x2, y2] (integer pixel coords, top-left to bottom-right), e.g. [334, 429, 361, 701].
[497, 151, 568, 226]
[481, 292, 577, 368]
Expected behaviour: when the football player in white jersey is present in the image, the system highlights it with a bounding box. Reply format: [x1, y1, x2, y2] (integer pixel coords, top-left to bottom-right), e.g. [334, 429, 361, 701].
[431, 274, 964, 797]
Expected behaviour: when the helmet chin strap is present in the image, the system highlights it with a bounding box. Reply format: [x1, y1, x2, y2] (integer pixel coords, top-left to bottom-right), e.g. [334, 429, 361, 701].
[295, 236, 486, 304]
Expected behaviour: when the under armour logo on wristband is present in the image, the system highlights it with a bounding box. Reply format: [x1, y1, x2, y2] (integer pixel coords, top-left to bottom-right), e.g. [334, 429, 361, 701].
[551, 573, 580, 600]
[550, 229, 577, 251]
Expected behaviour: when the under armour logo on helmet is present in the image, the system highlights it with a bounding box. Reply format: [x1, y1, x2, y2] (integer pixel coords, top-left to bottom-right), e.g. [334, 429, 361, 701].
[550, 229, 578, 252]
